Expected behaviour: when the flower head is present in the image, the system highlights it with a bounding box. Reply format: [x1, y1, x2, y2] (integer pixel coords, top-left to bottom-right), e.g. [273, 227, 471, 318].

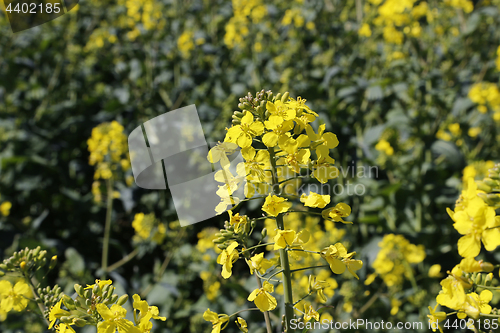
[262, 194, 292, 217]
[248, 281, 277, 312]
[217, 241, 239, 279]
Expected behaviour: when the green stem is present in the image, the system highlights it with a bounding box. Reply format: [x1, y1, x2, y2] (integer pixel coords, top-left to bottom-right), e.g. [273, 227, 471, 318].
[23, 273, 49, 326]
[293, 291, 314, 306]
[242, 242, 274, 253]
[290, 265, 330, 274]
[268, 146, 295, 333]
[106, 248, 139, 273]
[101, 178, 114, 277]
[255, 274, 273, 333]
[475, 284, 500, 290]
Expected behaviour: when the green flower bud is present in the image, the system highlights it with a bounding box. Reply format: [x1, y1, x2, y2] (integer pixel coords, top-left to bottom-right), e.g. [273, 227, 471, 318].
[213, 237, 225, 244]
[85, 299, 92, 307]
[232, 118, 241, 125]
[0, 270, 4, 277]
[274, 93, 282, 101]
[84, 290, 91, 299]
[281, 92, 289, 103]
[475, 273, 483, 286]
[0, 263, 8, 270]
[92, 284, 100, 296]
[73, 318, 87, 327]
[116, 295, 129, 306]
[261, 228, 267, 238]
[485, 273, 494, 286]
[38, 250, 47, 260]
[63, 295, 76, 311]
[49, 256, 58, 270]
[480, 261, 495, 272]
[74, 284, 84, 298]
[32, 246, 41, 258]
[110, 294, 119, 304]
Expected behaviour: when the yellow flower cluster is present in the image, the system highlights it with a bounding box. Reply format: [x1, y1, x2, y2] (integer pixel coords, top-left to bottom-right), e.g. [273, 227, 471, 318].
[431, 163, 500, 326]
[365, 234, 425, 289]
[468, 82, 500, 121]
[87, 121, 131, 202]
[204, 91, 362, 331]
[131, 213, 167, 245]
[224, 0, 267, 49]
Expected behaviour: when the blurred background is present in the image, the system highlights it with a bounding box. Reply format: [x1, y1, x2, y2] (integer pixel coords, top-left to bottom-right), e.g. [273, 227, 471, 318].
[1, 0, 500, 332]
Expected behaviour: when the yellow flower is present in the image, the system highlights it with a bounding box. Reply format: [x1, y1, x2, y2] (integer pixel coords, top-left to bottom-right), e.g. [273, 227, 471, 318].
[246, 253, 273, 275]
[235, 317, 248, 333]
[203, 309, 229, 333]
[217, 241, 239, 279]
[322, 203, 351, 223]
[449, 197, 500, 257]
[228, 211, 248, 233]
[303, 302, 320, 321]
[0, 202, 11, 216]
[312, 145, 338, 184]
[307, 275, 330, 303]
[300, 192, 331, 208]
[132, 293, 166, 332]
[321, 243, 363, 279]
[276, 135, 311, 174]
[458, 290, 493, 320]
[0, 280, 31, 314]
[48, 299, 70, 329]
[262, 194, 292, 217]
[428, 264, 443, 278]
[225, 112, 264, 148]
[96, 304, 139, 333]
[273, 230, 296, 250]
[85, 279, 112, 291]
[237, 146, 270, 181]
[248, 281, 277, 312]
[56, 324, 76, 333]
[375, 139, 394, 155]
[358, 23, 372, 37]
[427, 304, 446, 333]
[436, 274, 467, 310]
[208, 142, 238, 167]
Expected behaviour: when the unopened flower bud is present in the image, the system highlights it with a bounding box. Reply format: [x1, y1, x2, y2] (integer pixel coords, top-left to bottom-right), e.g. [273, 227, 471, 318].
[281, 91, 289, 103]
[261, 228, 267, 238]
[92, 284, 100, 295]
[20, 261, 26, 271]
[74, 284, 84, 298]
[63, 295, 76, 311]
[480, 261, 495, 272]
[49, 256, 58, 270]
[110, 294, 118, 304]
[116, 295, 129, 306]
[73, 318, 87, 327]
[485, 273, 494, 286]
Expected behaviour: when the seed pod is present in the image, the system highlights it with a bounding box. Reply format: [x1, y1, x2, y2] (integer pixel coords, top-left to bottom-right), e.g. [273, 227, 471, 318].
[281, 92, 289, 103]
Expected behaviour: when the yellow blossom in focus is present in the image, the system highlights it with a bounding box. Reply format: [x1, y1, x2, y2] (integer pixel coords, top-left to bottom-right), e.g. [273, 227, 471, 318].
[48, 299, 70, 329]
[0, 280, 31, 314]
[262, 194, 292, 217]
[248, 281, 277, 312]
[203, 308, 229, 333]
[235, 317, 248, 332]
[217, 241, 239, 279]
[322, 203, 351, 223]
[96, 304, 139, 333]
[300, 192, 330, 208]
